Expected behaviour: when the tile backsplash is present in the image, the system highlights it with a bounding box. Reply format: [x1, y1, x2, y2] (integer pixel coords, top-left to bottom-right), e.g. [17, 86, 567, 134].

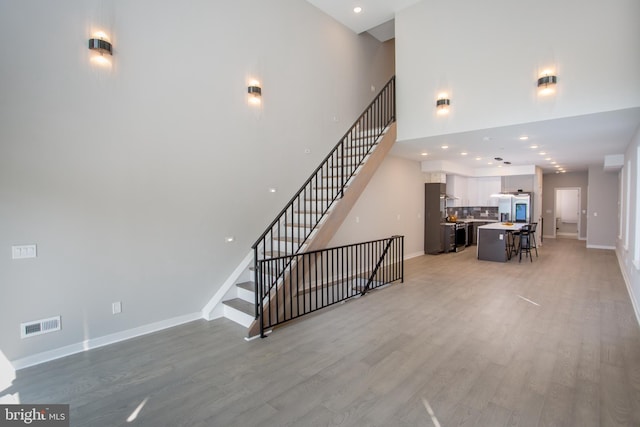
[446, 206, 499, 220]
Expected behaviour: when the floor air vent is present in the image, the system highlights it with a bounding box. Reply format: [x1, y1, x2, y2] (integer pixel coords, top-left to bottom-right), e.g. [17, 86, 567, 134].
[20, 316, 61, 339]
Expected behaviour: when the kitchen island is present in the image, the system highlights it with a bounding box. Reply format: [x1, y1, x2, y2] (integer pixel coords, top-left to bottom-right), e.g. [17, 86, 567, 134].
[477, 222, 525, 262]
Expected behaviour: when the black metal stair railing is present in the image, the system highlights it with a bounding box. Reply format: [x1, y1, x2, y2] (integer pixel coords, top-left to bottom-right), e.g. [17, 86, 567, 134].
[256, 236, 404, 336]
[251, 76, 396, 319]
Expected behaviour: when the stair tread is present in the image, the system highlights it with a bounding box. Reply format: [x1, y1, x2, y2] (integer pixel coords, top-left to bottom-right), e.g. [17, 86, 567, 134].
[263, 250, 293, 258]
[237, 281, 255, 292]
[285, 223, 314, 228]
[273, 236, 304, 243]
[223, 298, 254, 316]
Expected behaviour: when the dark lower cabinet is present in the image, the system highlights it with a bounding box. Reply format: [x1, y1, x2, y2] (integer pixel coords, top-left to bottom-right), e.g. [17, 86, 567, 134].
[477, 228, 508, 262]
[425, 183, 446, 254]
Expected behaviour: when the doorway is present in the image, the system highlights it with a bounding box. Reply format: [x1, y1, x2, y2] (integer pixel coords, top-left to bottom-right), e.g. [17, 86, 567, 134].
[554, 187, 581, 239]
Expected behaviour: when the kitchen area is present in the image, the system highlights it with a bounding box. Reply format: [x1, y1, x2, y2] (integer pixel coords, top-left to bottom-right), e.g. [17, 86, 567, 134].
[424, 173, 538, 260]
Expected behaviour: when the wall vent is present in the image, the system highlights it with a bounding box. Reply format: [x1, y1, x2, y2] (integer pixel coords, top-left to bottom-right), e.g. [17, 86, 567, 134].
[20, 316, 61, 339]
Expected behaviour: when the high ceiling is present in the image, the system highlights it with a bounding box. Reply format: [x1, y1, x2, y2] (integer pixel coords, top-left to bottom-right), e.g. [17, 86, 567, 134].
[307, 0, 640, 174]
[306, 0, 419, 41]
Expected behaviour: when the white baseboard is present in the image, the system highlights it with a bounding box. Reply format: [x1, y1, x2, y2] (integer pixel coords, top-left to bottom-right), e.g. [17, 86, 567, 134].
[586, 244, 615, 250]
[11, 312, 202, 370]
[405, 251, 424, 260]
[615, 248, 640, 328]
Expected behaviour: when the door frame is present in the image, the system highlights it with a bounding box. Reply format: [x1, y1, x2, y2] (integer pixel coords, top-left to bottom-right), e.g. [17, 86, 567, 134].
[553, 187, 581, 239]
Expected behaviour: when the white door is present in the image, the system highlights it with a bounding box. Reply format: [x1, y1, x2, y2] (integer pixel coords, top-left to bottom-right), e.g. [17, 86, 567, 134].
[554, 188, 580, 239]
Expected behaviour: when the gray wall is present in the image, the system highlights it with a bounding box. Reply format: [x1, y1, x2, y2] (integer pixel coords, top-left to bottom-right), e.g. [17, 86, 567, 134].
[587, 166, 619, 248]
[0, 0, 395, 362]
[541, 172, 589, 239]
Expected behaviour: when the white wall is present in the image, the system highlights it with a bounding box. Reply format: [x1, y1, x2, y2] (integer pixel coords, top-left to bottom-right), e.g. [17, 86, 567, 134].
[330, 155, 424, 258]
[0, 0, 395, 363]
[617, 124, 640, 323]
[395, 0, 640, 141]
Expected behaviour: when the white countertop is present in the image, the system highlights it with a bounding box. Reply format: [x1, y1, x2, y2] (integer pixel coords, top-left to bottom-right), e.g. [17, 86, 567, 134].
[478, 222, 526, 231]
[441, 219, 500, 226]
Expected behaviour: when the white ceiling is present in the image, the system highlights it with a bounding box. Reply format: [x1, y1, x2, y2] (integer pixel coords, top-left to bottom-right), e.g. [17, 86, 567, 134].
[391, 108, 640, 175]
[308, 0, 640, 174]
[306, 0, 419, 41]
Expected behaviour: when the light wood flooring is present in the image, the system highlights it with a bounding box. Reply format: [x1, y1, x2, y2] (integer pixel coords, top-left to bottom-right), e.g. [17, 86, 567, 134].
[5, 238, 640, 426]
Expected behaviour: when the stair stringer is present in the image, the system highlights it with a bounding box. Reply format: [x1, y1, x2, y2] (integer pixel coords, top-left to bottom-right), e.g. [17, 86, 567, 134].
[201, 250, 254, 321]
[246, 122, 397, 337]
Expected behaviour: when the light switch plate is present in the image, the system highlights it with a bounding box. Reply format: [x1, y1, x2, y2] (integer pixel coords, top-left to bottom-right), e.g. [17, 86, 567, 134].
[112, 302, 122, 314]
[12, 245, 37, 259]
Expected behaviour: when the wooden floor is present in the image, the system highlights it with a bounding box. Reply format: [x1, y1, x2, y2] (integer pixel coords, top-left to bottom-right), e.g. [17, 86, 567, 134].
[5, 239, 640, 426]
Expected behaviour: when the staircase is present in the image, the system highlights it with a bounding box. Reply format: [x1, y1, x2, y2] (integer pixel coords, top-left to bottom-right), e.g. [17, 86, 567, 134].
[219, 76, 397, 336]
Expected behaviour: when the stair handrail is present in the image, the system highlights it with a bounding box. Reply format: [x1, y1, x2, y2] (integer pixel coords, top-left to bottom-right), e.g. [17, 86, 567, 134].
[251, 75, 395, 320]
[251, 76, 395, 255]
[256, 235, 404, 337]
[360, 235, 401, 296]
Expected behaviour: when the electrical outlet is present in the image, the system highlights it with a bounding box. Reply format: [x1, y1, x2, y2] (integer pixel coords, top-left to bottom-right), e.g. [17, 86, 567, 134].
[112, 302, 122, 315]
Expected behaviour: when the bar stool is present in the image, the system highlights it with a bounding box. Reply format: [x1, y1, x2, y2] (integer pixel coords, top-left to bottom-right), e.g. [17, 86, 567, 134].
[505, 230, 517, 260]
[529, 222, 539, 257]
[518, 224, 533, 262]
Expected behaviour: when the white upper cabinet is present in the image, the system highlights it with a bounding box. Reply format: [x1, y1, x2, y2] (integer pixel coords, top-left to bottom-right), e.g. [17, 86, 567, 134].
[471, 177, 501, 206]
[448, 175, 501, 206]
[446, 175, 468, 206]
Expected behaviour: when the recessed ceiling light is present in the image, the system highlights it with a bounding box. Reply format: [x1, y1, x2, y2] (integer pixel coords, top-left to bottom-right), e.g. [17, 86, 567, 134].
[530, 145, 538, 149]
[353, 6, 362, 13]
[539, 152, 547, 155]
[461, 152, 468, 156]
[519, 136, 529, 140]
[551, 161, 557, 164]
[421, 152, 428, 156]
[441, 145, 449, 149]
[545, 157, 551, 161]
[488, 162, 493, 165]
[554, 165, 561, 168]
[475, 157, 482, 161]
[269, 188, 277, 193]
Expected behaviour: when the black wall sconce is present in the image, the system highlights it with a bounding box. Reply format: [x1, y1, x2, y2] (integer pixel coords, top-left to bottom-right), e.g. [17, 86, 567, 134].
[248, 82, 262, 105]
[537, 72, 557, 95]
[88, 38, 112, 56]
[436, 96, 450, 114]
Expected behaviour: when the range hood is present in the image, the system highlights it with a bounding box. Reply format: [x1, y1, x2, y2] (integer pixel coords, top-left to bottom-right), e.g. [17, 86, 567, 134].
[490, 191, 530, 198]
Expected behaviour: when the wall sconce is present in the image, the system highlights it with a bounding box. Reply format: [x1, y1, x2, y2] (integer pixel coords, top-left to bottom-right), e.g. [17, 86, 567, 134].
[248, 81, 262, 105]
[88, 32, 112, 67]
[436, 95, 450, 115]
[88, 36, 112, 56]
[537, 72, 557, 96]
